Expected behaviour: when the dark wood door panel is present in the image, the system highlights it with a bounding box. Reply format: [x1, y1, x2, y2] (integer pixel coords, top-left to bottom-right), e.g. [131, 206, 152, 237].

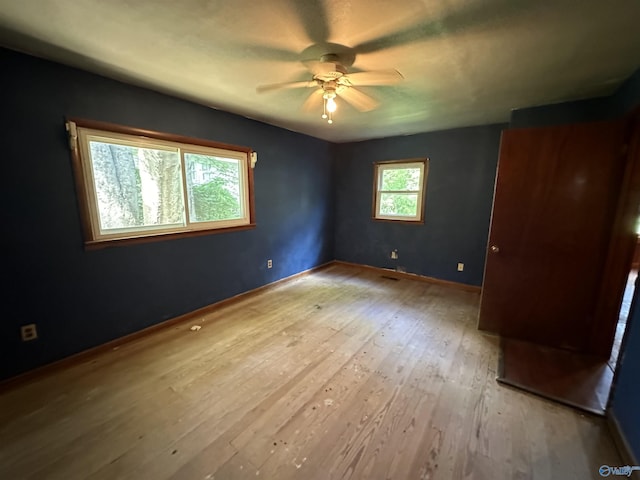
[479, 120, 627, 352]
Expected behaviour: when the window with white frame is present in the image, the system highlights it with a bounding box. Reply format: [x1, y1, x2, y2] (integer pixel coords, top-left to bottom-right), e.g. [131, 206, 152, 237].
[373, 159, 428, 222]
[67, 119, 255, 247]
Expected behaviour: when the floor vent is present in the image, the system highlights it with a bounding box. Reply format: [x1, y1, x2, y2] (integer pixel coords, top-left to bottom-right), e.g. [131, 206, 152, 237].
[381, 275, 400, 281]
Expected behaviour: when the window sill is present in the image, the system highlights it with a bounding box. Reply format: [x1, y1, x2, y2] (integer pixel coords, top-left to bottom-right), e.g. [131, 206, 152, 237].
[372, 217, 425, 225]
[84, 223, 257, 250]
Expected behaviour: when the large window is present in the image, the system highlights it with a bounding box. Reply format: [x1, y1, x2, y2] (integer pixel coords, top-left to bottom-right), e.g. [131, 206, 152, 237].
[67, 119, 255, 247]
[373, 159, 428, 222]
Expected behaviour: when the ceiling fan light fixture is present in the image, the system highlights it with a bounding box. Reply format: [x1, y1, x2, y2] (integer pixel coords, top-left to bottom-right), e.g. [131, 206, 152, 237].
[322, 90, 337, 124]
[326, 96, 337, 113]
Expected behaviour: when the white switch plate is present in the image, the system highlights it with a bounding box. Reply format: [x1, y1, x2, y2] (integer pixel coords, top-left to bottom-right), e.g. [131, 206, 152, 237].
[457, 263, 464, 272]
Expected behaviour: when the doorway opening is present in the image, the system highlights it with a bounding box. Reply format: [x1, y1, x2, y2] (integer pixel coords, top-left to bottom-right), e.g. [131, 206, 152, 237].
[609, 231, 640, 370]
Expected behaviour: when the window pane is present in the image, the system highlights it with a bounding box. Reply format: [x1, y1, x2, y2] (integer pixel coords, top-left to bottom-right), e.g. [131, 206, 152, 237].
[185, 153, 243, 222]
[88, 141, 184, 232]
[381, 167, 421, 191]
[379, 193, 418, 216]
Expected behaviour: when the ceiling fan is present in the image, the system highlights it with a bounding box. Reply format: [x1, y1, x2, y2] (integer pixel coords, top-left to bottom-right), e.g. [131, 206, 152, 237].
[256, 53, 404, 124]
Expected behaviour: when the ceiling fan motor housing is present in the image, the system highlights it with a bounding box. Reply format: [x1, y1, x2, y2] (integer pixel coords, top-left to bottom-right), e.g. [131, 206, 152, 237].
[314, 54, 348, 82]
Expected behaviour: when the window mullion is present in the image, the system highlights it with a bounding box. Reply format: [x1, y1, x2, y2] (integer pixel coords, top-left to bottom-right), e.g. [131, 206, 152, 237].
[178, 148, 192, 228]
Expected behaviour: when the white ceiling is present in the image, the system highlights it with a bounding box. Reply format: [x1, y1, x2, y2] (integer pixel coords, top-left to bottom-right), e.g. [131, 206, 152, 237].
[1, 0, 639, 142]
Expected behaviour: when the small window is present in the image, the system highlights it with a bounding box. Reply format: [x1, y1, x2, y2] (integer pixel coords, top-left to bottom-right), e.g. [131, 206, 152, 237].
[67, 119, 255, 247]
[373, 159, 428, 222]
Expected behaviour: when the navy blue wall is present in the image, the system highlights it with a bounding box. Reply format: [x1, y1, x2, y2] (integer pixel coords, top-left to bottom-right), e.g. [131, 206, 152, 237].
[0, 48, 334, 381]
[333, 124, 506, 286]
[612, 289, 640, 461]
[509, 96, 614, 129]
[610, 69, 640, 117]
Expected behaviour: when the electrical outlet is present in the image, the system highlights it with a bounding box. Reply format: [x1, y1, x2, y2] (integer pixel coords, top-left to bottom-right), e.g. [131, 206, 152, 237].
[391, 249, 398, 260]
[267, 259, 273, 269]
[21, 324, 38, 341]
[457, 263, 464, 272]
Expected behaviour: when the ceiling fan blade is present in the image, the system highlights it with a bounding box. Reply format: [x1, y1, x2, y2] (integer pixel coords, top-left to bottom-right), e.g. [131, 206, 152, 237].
[242, 44, 300, 62]
[353, 0, 528, 54]
[301, 89, 324, 112]
[345, 69, 404, 86]
[256, 80, 316, 94]
[339, 87, 380, 112]
[353, 21, 432, 55]
[284, 0, 329, 44]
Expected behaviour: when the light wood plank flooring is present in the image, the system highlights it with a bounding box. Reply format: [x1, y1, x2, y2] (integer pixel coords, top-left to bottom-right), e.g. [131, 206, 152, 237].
[0, 264, 622, 479]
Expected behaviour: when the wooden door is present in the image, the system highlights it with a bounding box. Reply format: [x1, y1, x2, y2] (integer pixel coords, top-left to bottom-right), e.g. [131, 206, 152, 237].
[479, 120, 627, 353]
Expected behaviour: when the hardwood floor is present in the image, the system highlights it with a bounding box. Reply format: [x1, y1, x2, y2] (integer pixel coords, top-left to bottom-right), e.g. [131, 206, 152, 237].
[0, 264, 622, 479]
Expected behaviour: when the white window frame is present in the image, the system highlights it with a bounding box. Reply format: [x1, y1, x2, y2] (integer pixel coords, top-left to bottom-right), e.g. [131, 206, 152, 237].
[373, 158, 428, 223]
[67, 118, 256, 248]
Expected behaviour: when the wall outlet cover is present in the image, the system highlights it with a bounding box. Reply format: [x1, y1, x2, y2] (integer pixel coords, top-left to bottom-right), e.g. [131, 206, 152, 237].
[21, 324, 38, 341]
